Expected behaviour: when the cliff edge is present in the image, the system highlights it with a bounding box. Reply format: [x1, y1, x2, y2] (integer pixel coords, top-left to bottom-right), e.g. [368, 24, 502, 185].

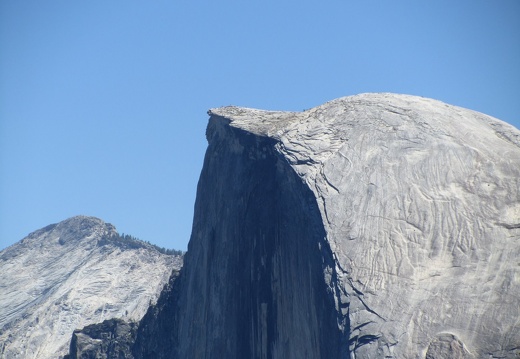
[100, 93, 519, 358]
[207, 93, 520, 357]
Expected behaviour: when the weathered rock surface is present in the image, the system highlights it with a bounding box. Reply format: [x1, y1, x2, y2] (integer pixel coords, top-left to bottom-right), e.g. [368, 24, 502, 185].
[64, 319, 137, 359]
[201, 94, 520, 358]
[0, 215, 182, 359]
[132, 93, 519, 358]
[56, 93, 520, 359]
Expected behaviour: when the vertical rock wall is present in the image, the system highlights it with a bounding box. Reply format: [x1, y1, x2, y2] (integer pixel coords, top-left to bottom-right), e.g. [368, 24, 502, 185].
[134, 116, 341, 358]
[113, 93, 520, 358]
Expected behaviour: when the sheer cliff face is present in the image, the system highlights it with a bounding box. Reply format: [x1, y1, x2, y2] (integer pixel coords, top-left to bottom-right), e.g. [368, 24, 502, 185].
[169, 116, 340, 358]
[0, 216, 181, 359]
[137, 93, 520, 358]
[204, 94, 520, 358]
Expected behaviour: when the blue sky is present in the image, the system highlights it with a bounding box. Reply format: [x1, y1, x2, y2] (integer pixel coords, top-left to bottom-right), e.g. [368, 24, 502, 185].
[1, 1, 519, 251]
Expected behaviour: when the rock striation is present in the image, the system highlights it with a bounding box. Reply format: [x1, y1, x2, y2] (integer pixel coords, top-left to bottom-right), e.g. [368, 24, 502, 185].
[0, 215, 182, 359]
[132, 93, 519, 358]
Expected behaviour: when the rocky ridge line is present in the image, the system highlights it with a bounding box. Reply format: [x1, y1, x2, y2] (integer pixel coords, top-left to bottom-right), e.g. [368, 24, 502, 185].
[0, 215, 182, 359]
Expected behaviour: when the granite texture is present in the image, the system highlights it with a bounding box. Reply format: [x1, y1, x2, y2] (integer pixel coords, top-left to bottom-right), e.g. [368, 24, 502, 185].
[205, 93, 520, 358]
[0, 216, 181, 359]
[71, 93, 520, 358]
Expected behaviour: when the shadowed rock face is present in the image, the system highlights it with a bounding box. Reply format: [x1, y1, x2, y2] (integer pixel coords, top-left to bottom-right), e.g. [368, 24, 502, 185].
[134, 114, 342, 358]
[76, 93, 520, 358]
[65, 319, 137, 359]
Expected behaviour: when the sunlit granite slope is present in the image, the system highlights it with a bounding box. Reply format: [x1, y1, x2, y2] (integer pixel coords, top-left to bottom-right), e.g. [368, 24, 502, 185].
[201, 93, 520, 358]
[0, 216, 181, 359]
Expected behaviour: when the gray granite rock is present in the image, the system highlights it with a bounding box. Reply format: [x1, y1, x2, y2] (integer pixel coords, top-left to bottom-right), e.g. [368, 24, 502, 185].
[65, 319, 137, 359]
[202, 93, 520, 358]
[0, 216, 181, 359]
[133, 109, 340, 358]
[77, 93, 519, 358]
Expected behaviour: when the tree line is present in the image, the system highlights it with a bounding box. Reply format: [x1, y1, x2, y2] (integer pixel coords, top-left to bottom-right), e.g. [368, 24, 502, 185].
[111, 233, 184, 256]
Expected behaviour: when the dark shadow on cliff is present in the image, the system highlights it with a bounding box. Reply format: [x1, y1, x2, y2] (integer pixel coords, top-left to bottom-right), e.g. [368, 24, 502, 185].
[133, 116, 345, 358]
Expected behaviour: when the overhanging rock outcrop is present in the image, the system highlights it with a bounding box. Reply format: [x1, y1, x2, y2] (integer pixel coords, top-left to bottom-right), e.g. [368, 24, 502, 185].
[136, 93, 520, 358]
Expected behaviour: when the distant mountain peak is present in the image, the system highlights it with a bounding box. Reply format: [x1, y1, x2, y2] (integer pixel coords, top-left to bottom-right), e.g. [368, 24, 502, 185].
[20, 215, 113, 245]
[0, 216, 181, 359]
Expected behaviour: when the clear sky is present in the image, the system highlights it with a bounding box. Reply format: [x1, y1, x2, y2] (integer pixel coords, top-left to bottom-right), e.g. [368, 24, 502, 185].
[1, 1, 519, 251]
